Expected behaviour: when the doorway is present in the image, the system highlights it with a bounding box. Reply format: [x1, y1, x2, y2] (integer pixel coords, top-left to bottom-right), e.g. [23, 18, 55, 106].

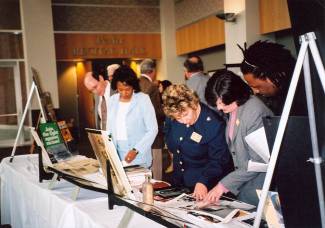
[0, 61, 30, 147]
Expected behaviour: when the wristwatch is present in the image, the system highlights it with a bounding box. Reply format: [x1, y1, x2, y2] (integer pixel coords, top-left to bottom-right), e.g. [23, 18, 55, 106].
[132, 148, 139, 155]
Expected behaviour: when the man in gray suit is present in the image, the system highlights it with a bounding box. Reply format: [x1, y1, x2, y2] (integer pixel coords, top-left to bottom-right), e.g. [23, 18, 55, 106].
[184, 56, 209, 105]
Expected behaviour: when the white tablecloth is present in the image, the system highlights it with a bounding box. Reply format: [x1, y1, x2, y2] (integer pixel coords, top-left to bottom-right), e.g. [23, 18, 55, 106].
[0, 155, 165, 228]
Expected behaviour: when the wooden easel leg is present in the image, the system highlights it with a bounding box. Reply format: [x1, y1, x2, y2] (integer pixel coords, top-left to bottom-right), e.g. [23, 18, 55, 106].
[117, 208, 134, 228]
[71, 186, 80, 201]
[29, 112, 42, 154]
[48, 173, 58, 190]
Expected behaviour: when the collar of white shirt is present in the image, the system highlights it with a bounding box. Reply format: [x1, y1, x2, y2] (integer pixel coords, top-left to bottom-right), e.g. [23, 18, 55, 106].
[141, 74, 152, 82]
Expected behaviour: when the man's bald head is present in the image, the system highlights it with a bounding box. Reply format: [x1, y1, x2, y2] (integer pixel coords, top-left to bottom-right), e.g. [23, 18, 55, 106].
[184, 55, 204, 73]
[107, 64, 120, 81]
[189, 56, 199, 64]
[84, 72, 107, 96]
[183, 55, 204, 80]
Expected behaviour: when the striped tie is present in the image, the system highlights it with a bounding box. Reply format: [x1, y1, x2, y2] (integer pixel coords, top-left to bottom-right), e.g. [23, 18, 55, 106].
[101, 96, 107, 130]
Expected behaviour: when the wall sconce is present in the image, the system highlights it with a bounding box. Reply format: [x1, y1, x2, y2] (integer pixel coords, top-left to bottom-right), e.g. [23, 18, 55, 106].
[216, 11, 237, 22]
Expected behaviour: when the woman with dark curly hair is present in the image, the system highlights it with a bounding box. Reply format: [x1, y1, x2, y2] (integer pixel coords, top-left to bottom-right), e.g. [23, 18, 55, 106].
[204, 69, 273, 206]
[107, 66, 158, 168]
[162, 84, 232, 201]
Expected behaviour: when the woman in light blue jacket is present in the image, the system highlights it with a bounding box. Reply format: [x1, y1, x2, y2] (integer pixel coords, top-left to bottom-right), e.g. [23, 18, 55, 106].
[107, 66, 158, 168]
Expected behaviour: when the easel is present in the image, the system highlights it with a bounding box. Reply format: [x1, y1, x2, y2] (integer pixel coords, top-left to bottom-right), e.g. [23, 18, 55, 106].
[29, 68, 58, 154]
[9, 76, 46, 163]
[254, 32, 325, 227]
[104, 160, 180, 228]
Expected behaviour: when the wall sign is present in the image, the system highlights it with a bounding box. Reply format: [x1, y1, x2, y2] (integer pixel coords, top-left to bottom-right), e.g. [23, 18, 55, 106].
[55, 33, 161, 59]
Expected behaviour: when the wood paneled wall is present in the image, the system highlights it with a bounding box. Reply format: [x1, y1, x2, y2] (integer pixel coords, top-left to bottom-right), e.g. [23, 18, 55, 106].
[176, 16, 225, 55]
[75, 61, 96, 130]
[260, 0, 291, 34]
[175, 0, 292, 55]
[55, 33, 161, 60]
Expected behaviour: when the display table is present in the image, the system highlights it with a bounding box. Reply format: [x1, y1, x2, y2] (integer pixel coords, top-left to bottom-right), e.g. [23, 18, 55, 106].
[1, 155, 254, 228]
[0, 155, 166, 228]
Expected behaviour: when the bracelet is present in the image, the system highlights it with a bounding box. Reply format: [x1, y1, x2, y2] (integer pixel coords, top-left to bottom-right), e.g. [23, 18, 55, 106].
[132, 148, 139, 155]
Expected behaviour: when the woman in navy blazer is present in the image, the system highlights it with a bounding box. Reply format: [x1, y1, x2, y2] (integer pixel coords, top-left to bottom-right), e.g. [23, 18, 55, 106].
[163, 84, 232, 201]
[107, 66, 158, 168]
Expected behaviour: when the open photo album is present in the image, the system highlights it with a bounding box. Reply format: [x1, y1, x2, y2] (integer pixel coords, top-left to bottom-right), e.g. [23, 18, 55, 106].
[155, 193, 256, 226]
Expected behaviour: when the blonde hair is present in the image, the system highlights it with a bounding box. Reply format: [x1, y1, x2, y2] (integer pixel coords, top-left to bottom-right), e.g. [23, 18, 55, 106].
[162, 84, 199, 119]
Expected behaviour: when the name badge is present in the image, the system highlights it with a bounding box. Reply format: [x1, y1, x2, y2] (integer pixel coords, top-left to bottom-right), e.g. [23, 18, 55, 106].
[190, 132, 202, 143]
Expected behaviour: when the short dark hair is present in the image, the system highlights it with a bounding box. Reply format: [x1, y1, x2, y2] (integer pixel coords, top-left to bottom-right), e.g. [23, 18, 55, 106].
[183, 55, 204, 72]
[205, 69, 252, 107]
[238, 40, 295, 90]
[160, 80, 172, 91]
[111, 66, 140, 92]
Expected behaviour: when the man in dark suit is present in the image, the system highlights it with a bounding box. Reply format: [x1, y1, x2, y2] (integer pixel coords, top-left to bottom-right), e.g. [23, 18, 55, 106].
[139, 59, 165, 180]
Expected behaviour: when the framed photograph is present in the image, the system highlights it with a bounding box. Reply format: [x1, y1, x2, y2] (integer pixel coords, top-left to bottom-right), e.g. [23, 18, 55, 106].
[86, 128, 135, 199]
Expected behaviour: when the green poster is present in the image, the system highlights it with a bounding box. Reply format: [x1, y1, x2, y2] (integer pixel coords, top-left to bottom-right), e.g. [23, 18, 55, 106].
[39, 122, 72, 162]
[39, 122, 63, 149]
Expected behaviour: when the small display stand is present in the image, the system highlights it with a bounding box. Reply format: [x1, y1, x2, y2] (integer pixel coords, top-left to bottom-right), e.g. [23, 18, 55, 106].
[85, 128, 185, 227]
[35, 127, 185, 227]
[104, 160, 180, 228]
[38, 147, 107, 200]
[37, 147, 181, 227]
[33, 126, 107, 197]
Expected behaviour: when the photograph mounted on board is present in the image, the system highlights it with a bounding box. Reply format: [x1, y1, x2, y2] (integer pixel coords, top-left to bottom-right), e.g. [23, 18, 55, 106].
[86, 128, 135, 199]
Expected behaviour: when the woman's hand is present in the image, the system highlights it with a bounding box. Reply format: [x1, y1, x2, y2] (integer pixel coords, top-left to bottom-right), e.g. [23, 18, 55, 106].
[204, 183, 228, 204]
[124, 149, 138, 163]
[193, 183, 208, 201]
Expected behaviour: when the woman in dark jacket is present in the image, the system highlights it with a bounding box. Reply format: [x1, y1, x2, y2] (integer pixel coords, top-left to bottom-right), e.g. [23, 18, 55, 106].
[162, 84, 232, 201]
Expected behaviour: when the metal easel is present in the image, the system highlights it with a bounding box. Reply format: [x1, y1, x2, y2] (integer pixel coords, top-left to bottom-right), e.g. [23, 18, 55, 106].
[254, 32, 325, 227]
[9, 73, 46, 163]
